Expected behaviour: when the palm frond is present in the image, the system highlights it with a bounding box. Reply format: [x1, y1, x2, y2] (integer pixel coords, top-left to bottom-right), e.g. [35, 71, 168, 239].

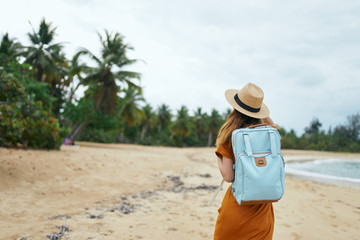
[116, 70, 141, 80]
[79, 47, 101, 64]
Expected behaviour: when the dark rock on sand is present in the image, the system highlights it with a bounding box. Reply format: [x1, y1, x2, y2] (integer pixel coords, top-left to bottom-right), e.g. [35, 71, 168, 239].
[88, 213, 105, 219]
[108, 203, 135, 214]
[46, 225, 71, 240]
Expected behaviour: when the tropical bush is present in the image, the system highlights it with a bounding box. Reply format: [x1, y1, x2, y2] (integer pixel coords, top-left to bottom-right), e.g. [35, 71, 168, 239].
[0, 64, 68, 149]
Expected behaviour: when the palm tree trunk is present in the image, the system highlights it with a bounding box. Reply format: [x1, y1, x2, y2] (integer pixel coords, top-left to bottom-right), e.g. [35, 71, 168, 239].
[140, 124, 149, 140]
[71, 121, 81, 133]
[70, 95, 103, 141]
[207, 131, 213, 147]
[71, 118, 91, 141]
[68, 81, 81, 102]
[36, 65, 44, 82]
[50, 80, 57, 97]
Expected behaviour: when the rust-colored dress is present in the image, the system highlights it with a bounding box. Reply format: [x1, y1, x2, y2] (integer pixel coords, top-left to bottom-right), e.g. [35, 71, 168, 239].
[214, 143, 274, 240]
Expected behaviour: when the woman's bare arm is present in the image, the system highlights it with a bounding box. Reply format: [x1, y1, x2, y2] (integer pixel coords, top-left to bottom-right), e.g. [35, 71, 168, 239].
[217, 156, 234, 182]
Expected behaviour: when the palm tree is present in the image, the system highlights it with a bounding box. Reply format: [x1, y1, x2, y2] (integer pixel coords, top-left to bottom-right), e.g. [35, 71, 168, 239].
[207, 109, 222, 146]
[193, 107, 208, 144]
[67, 51, 89, 103]
[0, 33, 23, 64]
[24, 19, 68, 116]
[82, 30, 140, 114]
[119, 86, 144, 126]
[157, 104, 172, 132]
[139, 104, 156, 140]
[25, 18, 67, 89]
[171, 106, 191, 145]
[70, 31, 141, 140]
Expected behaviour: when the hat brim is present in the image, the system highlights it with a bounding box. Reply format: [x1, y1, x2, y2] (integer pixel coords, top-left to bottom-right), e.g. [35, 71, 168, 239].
[225, 89, 270, 119]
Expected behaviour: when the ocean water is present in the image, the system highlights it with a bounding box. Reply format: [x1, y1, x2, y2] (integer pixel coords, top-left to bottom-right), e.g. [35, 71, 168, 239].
[285, 159, 360, 188]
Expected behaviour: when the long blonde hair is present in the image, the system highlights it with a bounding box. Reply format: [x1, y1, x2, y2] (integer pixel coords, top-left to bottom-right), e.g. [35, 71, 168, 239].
[215, 109, 262, 149]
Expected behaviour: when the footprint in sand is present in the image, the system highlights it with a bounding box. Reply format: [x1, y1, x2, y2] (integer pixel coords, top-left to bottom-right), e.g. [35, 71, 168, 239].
[282, 223, 291, 228]
[200, 232, 209, 237]
[167, 227, 177, 231]
[11, 212, 25, 218]
[291, 232, 301, 239]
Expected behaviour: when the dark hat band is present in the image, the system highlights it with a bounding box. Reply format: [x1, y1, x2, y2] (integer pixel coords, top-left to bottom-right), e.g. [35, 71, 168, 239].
[234, 93, 261, 113]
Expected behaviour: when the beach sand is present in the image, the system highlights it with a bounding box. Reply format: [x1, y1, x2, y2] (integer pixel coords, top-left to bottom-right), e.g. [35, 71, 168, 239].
[0, 143, 359, 239]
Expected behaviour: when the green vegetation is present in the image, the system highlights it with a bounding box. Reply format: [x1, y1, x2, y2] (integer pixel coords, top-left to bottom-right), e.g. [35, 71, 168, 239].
[0, 62, 68, 149]
[280, 116, 360, 152]
[0, 18, 359, 151]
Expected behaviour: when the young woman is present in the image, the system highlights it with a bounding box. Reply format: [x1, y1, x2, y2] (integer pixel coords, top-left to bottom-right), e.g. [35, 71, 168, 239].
[214, 83, 275, 240]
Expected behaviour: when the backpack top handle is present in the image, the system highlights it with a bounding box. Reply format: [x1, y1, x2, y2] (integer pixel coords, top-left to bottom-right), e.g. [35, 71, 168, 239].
[242, 129, 278, 157]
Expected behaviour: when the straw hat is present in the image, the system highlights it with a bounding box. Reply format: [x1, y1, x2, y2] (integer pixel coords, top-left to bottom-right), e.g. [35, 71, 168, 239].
[225, 83, 270, 119]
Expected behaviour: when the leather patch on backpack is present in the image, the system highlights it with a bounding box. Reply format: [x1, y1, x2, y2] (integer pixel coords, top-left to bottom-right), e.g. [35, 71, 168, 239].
[255, 157, 267, 167]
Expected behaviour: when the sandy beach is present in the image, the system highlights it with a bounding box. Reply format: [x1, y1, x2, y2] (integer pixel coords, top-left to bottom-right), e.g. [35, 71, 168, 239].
[1, 143, 360, 240]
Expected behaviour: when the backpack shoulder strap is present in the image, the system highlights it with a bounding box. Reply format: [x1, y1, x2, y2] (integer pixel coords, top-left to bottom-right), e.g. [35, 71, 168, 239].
[247, 123, 268, 128]
[247, 123, 281, 130]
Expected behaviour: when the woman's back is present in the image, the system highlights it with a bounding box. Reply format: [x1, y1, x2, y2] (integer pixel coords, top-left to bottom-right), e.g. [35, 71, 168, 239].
[213, 83, 275, 240]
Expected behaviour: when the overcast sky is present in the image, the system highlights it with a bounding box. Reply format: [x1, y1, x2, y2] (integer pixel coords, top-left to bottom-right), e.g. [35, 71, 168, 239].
[1, 0, 360, 135]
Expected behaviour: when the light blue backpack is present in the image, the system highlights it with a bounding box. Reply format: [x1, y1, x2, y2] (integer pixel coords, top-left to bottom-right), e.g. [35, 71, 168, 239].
[231, 124, 285, 205]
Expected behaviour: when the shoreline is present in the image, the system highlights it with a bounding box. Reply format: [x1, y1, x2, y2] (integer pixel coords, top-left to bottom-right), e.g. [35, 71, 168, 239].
[285, 158, 360, 189]
[285, 169, 360, 189]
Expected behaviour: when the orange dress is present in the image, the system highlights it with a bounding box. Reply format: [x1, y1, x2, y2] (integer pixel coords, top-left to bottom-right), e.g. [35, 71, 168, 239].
[214, 143, 274, 240]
